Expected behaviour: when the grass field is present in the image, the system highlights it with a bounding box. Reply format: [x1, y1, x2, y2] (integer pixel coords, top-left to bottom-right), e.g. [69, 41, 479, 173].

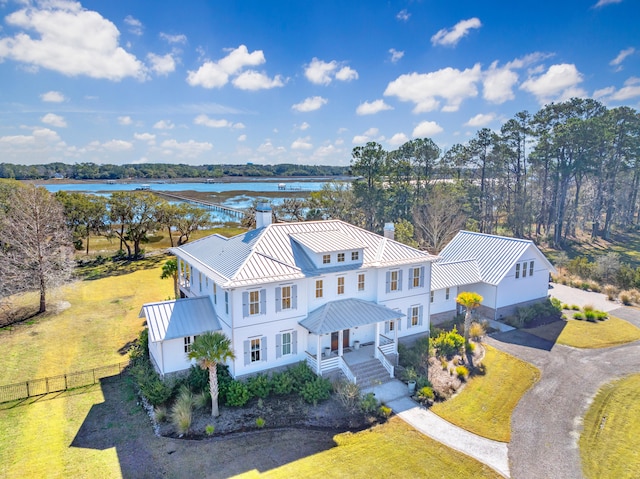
[525, 316, 640, 349]
[0, 257, 172, 385]
[430, 345, 540, 442]
[580, 374, 640, 479]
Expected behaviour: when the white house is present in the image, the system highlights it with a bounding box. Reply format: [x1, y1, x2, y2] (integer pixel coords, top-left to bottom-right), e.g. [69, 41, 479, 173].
[140, 204, 437, 383]
[429, 231, 556, 324]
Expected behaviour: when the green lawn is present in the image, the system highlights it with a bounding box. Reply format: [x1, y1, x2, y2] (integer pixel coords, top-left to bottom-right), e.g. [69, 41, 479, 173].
[525, 316, 640, 349]
[580, 374, 640, 479]
[431, 345, 540, 442]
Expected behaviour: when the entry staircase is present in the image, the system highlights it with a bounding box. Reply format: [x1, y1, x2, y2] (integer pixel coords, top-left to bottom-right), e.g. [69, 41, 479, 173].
[349, 358, 395, 389]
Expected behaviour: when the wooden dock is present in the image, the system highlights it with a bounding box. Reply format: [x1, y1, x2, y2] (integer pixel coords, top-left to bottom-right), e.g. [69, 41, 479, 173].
[153, 191, 247, 219]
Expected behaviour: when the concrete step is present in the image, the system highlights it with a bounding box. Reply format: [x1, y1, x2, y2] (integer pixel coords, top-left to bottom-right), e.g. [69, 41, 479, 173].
[349, 359, 393, 389]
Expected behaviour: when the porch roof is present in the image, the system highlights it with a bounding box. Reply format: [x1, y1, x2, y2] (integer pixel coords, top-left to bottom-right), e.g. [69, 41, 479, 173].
[299, 298, 405, 335]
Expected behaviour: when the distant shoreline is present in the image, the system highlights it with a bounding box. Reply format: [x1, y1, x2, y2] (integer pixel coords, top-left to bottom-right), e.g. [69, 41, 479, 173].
[26, 176, 353, 185]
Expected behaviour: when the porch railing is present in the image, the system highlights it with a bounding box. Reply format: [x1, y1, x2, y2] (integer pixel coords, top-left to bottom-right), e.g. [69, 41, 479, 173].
[338, 356, 356, 384]
[379, 334, 396, 356]
[375, 347, 394, 378]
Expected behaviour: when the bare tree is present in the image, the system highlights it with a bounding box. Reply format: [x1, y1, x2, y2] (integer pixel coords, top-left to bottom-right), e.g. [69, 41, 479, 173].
[0, 184, 74, 313]
[413, 185, 467, 254]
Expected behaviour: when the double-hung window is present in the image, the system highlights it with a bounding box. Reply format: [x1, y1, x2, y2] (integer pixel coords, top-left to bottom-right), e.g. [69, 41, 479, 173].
[445, 287, 450, 300]
[281, 332, 292, 356]
[390, 271, 399, 291]
[411, 306, 420, 327]
[529, 261, 534, 276]
[315, 280, 323, 298]
[322, 254, 331, 264]
[337, 276, 345, 295]
[357, 273, 365, 292]
[523, 261, 528, 278]
[515, 263, 520, 279]
[249, 290, 260, 315]
[352, 251, 359, 261]
[337, 253, 345, 262]
[411, 267, 421, 288]
[430, 290, 434, 303]
[250, 338, 261, 362]
[282, 286, 292, 310]
[184, 336, 192, 353]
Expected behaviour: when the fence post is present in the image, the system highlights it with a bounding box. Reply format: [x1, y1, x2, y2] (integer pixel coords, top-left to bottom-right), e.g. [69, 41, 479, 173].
[26, 381, 30, 398]
[64, 374, 67, 390]
[46, 377, 49, 394]
[93, 368, 96, 384]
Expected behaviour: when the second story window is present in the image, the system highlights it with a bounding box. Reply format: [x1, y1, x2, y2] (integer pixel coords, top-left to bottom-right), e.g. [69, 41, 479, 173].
[515, 263, 520, 279]
[199, 272, 202, 292]
[430, 290, 434, 303]
[323, 254, 331, 264]
[357, 273, 365, 291]
[225, 291, 229, 314]
[276, 285, 296, 311]
[337, 252, 345, 262]
[315, 280, 323, 298]
[282, 286, 291, 309]
[352, 251, 359, 261]
[530, 261, 535, 276]
[445, 287, 450, 300]
[522, 261, 528, 278]
[243, 289, 266, 317]
[390, 270, 399, 292]
[213, 283, 217, 304]
[250, 290, 260, 315]
[337, 276, 345, 295]
[411, 267, 424, 288]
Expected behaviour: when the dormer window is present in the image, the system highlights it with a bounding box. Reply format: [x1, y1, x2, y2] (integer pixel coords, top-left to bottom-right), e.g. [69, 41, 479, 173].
[351, 251, 359, 261]
[337, 253, 345, 262]
[323, 254, 331, 264]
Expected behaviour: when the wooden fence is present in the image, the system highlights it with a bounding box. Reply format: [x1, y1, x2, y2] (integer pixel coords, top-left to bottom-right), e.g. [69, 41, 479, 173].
[0, 362, 129, 403]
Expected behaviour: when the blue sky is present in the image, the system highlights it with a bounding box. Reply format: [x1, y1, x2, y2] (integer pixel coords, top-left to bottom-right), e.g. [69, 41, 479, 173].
[0, 0, 638, 166]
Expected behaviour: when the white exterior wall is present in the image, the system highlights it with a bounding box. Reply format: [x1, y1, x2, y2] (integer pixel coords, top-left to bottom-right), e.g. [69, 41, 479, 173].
[151, 337, 196, 375]
[496, 245, 551, 310]
[429, 286, 458, 315]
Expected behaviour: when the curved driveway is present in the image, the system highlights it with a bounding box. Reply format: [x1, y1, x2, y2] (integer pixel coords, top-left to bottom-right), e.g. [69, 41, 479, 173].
[486, 304, 640, 479]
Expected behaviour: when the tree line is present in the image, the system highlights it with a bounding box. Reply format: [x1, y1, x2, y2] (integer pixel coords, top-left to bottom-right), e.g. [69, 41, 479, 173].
[0, 162, 349, 181]
[306, 98, 640, 251]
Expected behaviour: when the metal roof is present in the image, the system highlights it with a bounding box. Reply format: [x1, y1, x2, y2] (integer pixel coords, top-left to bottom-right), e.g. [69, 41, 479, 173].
[299, 298, 405, 335]
[438, 231, 555, 285]
[431, 260, 482, 290]
[171, 220, 437, 288]
[140, 296, 221, 343]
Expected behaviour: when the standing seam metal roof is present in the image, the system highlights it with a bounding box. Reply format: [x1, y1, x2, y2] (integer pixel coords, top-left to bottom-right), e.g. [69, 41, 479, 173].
[431, 260, 482, 290]
[139, 296, 221, 342]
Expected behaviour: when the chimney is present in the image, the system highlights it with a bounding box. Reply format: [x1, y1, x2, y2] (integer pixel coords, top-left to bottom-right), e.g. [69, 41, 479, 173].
[255, 202, 272, 228]
[383, 222, 395, 240]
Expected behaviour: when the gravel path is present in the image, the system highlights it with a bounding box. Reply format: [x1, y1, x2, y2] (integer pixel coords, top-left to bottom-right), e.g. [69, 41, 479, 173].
[486, 301, 640, 479]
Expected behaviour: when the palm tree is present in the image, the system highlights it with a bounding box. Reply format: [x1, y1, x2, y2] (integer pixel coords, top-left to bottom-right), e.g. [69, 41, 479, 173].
[160, 258, 179, 299]
[188, 331, 235, 417]
[456, 292, 483, 342]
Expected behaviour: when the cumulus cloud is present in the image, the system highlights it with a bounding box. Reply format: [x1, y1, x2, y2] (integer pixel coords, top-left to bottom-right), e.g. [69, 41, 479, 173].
[237, 134, 247, 142]
[389, 48, 404, 63]
[40, 91, 65, 102]
[483, 61, 519, 103]
[0, 127, 61, 149]
[160, 32, 187, 44]
[388, 133, 409, 146]
[102, 139, 133, 151]
[431, 18, 482, 47]
[160, 139, 213, 158]
[298, 122, 310, 131]
[594, 77, 640, 102]
[412, 121, 443, 137]
[147, 53, 176, 75]
[593, 0, 622, 7]
[610, 47, 635, 71]
[124, 15, 143, 36]
[193, 114, 244, 129]
[134, 132, 155, 144]
[118, 116, 133, 125]
[384, 64, 482, 113]
[520, 63, 586, 104]
[466, 113, 496, 127]
[257, 140, 286, 156]
[41, 113, 67, 128]
[187, 45, 270, 89]
[352, 127, 382, 144]
[153, 119, 175, 130]
[291, 136, 313, 150]
[356, 99, 393, 115]
[232, 70, 285, 90]
[304, 58, 358, 85]
[0, 1, 146, 80]
[396, 9, 410, 21]
[292, 96, 328, 112]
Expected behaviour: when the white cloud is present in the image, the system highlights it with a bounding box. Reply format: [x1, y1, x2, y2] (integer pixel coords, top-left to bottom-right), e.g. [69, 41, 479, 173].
[412, 121, 443, 137]
[0, 127, 61, 148]
[298, 122, 310, 131]
[103, 139, 133, 151]
[431, 18, 482, 47]
[520, 63, 586, 104]
[193, 114, 244, 129]
[40, 91, 65, 103]
[610, 47, 635, 71]
[352, 135, 369, 144]
[134, 132, 155, 144]
[389, 48, 404, 63]
[466, 113, 496, 127]
[41, 113, 67, 128]
[160, 32, 187, 44]
[384, 64, 482, 113]
[257, 140, 286, 156]
[483, 61, 519, 104]
[232, 70, 285, 90]
[0, 1, 147, 80]
[153, 119, 175, 130]
[396, 9, 410, 21]
[147, 53, 176, 75]
[237, 134, 247, 142]
[356, 99, 393, 115]
[304, 58, 358, 85]
[186, 45, 266, 89]
[594, 77, 640, 102]
[124, 15, 143, 36]
[593, 0, 622, 7]
[160, 139, 213, 158]
[117, 116, 132, 126]
[388, 133, 409, 146]
[291, 136, 313, 150]
[352, 127, 382, 144]
[292, 96, 328, 112]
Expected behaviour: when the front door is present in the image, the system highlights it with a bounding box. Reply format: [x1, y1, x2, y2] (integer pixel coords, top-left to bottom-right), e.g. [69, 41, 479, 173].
[331, 329, 350, 351]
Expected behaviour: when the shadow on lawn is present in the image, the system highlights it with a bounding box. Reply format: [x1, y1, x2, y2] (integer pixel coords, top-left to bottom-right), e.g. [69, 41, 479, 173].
[71, 377, 337, 479]
[77, 254, 168, 281]
[489, 325, 564, 352]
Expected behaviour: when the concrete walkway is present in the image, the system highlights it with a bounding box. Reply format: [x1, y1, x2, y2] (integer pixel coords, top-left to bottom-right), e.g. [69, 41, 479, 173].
[362, 380, 510, 478]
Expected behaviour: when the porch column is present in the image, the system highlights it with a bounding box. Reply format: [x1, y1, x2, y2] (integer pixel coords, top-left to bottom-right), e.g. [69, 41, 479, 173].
[375, 322, 380, 350]
[316, 335, 321, 374]
[338, 330, 343, 357]
[394, 319, 399, 354]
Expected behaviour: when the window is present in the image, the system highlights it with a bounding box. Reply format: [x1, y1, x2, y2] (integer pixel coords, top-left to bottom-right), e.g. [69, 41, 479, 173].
[411, 306, 420, 327]
[337, 253, 345, 262]
[388, 320, 395, 332]
[337, 276, 345, 295]
[213, 283, 217, 304]
[249, 290, 260, 315]
[323, 254, 331, 264]
[205, 276, 209, 289]
[251, 338, 261, 363]
[411, 267, 421, 288]
[281, 285, 292, 310]
[357, 273, 365, 291]
[390, 270, 399, 291]
[430, 290, 434, 303]
[515, 263, 520, 279]
[352, 251, 359, 261]
[224, 291, 229, 314]
[315, 280, 323, 298]
[199, 272, 202, 292]
[281, 332, 292, 356]
[523, 261, 528, 278]
[530, 261, 535, 277]
[445, 287, 450, 300]
[184, 336, 192, 353]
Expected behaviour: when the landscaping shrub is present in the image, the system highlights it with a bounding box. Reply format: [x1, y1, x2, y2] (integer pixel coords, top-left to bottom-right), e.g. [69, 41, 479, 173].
[205, 424, 215, 436]
[185, 365, 209, 394]
[571, 304, 581, 311]
[193, 391, 210, 411]
[432, 327, 465, 358]
[154, 405, 167, 423]
[255, 417, 265, 428]
[378, 405, 392, 418]
[603, 285, 618, 301]
[595, 310, 608, 321]
[465, 341, 475, 354]
[584, 310, 597, 322]
[359, 392, 379, 414]
[270, 371, 295, 396]
[620, 291, 633, 306]
[417, 386, 435, 402]
[287, 361, 316, 392]
[129, 330, 173, 406]
[573, 312, 585, 320]
[300, 377, 332, 405]
[225, 380, 250, 407]
[468, 321, 486, 341]
[416, 376, 432, 389]
[583, 304, 594, 312]
[170, 386, 194, 435]
[401, 366, 418, 383]
[456, 365, 469, 380]
[247, 373, 271, 399]
[398, 337, 431, 377]
[334, 380, 360, 412]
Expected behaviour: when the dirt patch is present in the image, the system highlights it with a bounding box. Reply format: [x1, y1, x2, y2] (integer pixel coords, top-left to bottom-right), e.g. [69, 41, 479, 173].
[424, 344, 485, 401]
